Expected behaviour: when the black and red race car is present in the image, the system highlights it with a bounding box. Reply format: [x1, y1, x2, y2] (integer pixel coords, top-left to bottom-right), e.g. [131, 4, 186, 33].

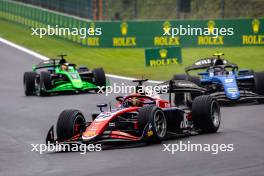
[46, 79, 221, 146]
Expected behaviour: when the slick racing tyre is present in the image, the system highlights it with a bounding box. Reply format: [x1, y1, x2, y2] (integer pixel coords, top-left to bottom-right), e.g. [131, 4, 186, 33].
[23, 71, 36, 96]
[38, 72, 52, 96]
[56, 110, 86, 142]
[254, 71, 264, 103]
[92, 68, 106, 87]
[192, 95, 221, 133]
[138, 105, 167, 144]
[173, 74, 201, 106]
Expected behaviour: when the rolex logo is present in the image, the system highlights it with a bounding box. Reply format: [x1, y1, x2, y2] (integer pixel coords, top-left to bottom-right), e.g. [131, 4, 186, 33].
[163, 21, 171, 33]
[207, 20, 215, 34]
[159, 49, 168, 59]
[90, 22, 95, 35]
[121, 22, 128, 36]
[252, 19, 260, 34]
[90, 22, 95, 29]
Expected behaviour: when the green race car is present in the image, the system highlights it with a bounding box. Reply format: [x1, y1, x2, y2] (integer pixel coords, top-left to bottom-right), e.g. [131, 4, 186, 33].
[23, 54, 107, 96]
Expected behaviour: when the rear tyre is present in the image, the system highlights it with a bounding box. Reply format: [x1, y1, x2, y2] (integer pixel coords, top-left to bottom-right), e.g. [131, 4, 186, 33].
[56, 110, 86, 142]
[23, 71, 36, 96]
[38, 72, 52, 96]
[173, 74, 201, 106]
[192, 95, 221, 133]
[254, 71, 264, 103]
[138, 105, 167, 144]
[92, 68, 106, 87]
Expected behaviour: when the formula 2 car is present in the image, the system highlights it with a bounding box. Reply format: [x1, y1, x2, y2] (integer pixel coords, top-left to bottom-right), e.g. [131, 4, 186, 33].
[46, 79, 221, 148]
[173, 53, 264, 105]
[23, 54, 107, 96]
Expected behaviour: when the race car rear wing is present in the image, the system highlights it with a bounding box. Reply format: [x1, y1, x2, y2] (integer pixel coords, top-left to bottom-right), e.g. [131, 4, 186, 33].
[185, 58, 238, 75]
[34, 59, 77, 70]
[157, 79, 206, 105]
[158, 79, 206, 94]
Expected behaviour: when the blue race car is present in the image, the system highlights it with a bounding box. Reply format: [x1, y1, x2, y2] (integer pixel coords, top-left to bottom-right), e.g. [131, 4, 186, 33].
[173, 53, 264, 105]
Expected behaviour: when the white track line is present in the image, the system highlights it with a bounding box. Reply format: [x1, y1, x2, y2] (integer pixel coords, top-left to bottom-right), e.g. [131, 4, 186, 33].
[0, 38, 49, 61]
[0, 37, 162, 83]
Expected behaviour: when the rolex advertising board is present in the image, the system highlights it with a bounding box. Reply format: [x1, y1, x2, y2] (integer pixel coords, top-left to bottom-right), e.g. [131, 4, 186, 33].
[86, 18, 264, 47]
[0, 1, 263, 48]
[145, 47, 182, 67]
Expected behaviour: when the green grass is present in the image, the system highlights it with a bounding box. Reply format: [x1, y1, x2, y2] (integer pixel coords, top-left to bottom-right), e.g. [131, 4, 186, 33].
[0, 19, 264, 80]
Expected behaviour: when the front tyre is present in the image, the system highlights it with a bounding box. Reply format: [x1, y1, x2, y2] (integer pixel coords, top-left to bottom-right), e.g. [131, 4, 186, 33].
[254, 71, 264, 103]
[92, 68, 106, 87]
[56, 110, 86, 142]
[38, 72, 52, 96]
[23, 71, 36, 96]
[138, 105, 167, 144]
[192, 95, 221, 133]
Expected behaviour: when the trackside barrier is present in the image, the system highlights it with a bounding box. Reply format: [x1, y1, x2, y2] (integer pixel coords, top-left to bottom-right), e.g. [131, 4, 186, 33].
[0, 0, 263, 48]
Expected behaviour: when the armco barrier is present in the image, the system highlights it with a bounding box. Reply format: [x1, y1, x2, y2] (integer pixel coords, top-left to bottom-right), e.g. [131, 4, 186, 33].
[0, 0, 263, 48]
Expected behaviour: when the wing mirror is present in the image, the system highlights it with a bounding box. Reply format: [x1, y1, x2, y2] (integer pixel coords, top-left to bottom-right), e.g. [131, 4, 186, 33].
[97, 104, 107, 112]
[32, 65, 36, 71]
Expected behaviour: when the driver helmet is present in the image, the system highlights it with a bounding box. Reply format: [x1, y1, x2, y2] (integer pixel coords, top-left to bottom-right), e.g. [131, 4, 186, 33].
[59, 58, 68, 70]
[128, 94, 142, 107]
[131, 97, 140, 106]
[213, 58, 224, 66]
[213, 58, 226, 75]
[61, 63, 69, 70]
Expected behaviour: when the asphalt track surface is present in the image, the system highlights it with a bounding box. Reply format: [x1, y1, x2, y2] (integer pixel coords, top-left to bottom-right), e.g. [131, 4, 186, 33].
[0, 42, 264, 176]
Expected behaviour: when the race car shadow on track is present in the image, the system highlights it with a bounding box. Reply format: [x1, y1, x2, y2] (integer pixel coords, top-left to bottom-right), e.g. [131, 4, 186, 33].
[45, 131, 224, 154]
[23, 90, 101, 98]
[220, 100, 260, 107]
[38, 90, 100, 97]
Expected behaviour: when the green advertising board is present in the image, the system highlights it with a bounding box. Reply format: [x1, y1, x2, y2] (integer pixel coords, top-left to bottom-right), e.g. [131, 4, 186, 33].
[0, 0, 264, 48]
[145, 47, 182, 67]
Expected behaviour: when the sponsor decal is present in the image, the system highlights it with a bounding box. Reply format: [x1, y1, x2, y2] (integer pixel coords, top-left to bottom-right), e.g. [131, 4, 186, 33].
[147, 130, 153, 137]
[197, 36, 224, 45]
[112, 22, 137, 47]
[145, 47, 182, 67]
[207, 20, 215, 34]
[87, 22, 100, 46]
[242, 18, 264, 45]
[225, 78, 234, 83]
[195, 59, 211, 66]
[197, 20, 226, 45]
[154, 21, 180, 46]
[95, 112, 112, 121]
[147, 124, 153, 137]
[227, 88, 238, 93]
[177, 82, 195, 87]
